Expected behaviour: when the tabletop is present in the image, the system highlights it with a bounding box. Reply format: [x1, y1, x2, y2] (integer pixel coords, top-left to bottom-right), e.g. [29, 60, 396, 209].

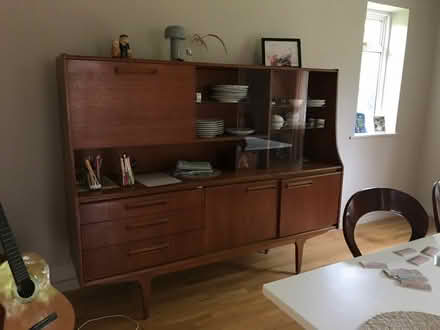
[263, 234, 440, 330]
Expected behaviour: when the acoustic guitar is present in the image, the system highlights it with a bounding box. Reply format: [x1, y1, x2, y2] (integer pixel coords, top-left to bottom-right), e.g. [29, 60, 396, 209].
[0, 203, 75, 329]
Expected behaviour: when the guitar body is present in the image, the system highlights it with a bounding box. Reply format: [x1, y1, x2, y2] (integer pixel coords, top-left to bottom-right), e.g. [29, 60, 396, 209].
[0, 252, 75, 330]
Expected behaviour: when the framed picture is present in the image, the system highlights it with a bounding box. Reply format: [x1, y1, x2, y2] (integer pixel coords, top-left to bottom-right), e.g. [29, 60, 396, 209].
[262, 38, 302, 67]
[355, 113, 366, 133]
[235, 145, 258, 169]
[374, 116, 385, 132]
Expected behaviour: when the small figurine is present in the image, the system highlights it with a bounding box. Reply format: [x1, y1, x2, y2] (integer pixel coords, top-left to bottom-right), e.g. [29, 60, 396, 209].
[119, 34, 132, 58]
[112, 40, 120, 57]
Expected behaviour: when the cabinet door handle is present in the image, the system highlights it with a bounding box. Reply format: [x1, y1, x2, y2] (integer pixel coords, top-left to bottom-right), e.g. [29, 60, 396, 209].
[286, 181, 313, 190]
[125, 218, 169, 230]
[124, 200, 168, 210]
[247, 184, 277, 192]
[114, 67, 158, 75]
[127, 243, 169, 256]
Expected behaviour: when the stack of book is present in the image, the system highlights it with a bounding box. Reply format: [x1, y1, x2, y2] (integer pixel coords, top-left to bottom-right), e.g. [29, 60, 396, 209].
[174, 161, 214, 178]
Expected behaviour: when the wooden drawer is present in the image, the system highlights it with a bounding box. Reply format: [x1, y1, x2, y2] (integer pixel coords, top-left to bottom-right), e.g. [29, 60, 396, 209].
[67, 60, 195, 148]
[83, 230, 204, 281]
[79, 189, 202, 224]
[280, 172, 342, 236]
[81, 208, 203, 250]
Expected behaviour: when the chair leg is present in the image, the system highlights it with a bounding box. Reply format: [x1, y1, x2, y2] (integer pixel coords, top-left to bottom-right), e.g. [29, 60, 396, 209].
[295, 239, 306, 274]
[135, 274, 152, 320]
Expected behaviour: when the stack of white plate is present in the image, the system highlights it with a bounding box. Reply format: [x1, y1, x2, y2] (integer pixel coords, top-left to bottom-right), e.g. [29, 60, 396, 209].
[196, 119, 224, 138]
[307, 99, 326, 107]
[210, 85, 249, 103]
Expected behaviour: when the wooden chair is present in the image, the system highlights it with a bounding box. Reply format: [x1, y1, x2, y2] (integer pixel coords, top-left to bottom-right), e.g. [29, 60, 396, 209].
[432, 179, 440, 232]
[343, 188, 429, 257]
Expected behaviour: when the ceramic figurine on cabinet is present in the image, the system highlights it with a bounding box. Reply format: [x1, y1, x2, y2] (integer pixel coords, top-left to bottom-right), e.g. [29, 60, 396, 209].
[111, 40, 120, 57]
[119, 34, 132, 58]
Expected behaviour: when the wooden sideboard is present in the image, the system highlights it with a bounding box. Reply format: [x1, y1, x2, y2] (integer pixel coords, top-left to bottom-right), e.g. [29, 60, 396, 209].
[56, 55, 343, 318]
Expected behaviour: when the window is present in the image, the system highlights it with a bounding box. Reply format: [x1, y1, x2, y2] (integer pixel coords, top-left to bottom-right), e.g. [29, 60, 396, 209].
[355, 3, 409, 136]
[356, 10, 391, 134]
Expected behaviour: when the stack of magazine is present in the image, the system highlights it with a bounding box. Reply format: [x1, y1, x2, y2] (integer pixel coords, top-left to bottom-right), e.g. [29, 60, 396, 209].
[174, 160, 215, 178]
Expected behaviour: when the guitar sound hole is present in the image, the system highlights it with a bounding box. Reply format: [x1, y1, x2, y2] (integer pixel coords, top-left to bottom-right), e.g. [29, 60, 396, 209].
[17, 278, 35, 299]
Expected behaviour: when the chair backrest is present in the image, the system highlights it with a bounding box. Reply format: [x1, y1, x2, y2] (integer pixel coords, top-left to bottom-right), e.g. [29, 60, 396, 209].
[343, 188, 429, 257]
[432, 180, 440, 232]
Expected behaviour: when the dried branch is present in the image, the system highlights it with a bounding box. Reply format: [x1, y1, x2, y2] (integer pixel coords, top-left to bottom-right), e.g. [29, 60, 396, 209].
[191, 33, 228, 54]
[206, 34, 228, 54]
[192, 34, 209, 51]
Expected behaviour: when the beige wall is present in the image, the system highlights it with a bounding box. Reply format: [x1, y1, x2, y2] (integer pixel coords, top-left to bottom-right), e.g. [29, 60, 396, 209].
[1, 0, 439, 287]
[417, 21, 440, 211]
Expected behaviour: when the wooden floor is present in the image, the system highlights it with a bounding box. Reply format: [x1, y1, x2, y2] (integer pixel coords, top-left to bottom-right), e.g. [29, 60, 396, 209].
[67, 217, 429, 330]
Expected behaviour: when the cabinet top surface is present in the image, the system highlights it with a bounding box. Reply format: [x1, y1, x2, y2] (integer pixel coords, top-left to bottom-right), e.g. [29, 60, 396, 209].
[78, 162, 342, 204]
[58, 54, 339, 73]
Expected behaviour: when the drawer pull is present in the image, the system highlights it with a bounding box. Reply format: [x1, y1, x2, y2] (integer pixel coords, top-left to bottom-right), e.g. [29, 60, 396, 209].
[127, 243, 169, 256]
[124, 200, 168, 210]
[125, 218, 169, 230]
[114, 67, 158, 75]
[286, 181, 313, 190]
[247, 184, 277, 192]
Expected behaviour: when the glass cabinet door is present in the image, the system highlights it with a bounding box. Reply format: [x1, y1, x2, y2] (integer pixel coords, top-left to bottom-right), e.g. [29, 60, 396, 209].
[268, 70, 309, 168]
[241, 70, 309, 169]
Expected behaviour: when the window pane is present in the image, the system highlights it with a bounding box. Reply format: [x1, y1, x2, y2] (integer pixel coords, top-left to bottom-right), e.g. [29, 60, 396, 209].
[364, 17, 384, 50]
[357, 51, 381, 133]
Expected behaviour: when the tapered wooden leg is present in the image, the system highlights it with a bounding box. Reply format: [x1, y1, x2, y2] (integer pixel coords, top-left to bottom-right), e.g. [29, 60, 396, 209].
[135, 275, 152, 320]
[295, 239, 306, 274]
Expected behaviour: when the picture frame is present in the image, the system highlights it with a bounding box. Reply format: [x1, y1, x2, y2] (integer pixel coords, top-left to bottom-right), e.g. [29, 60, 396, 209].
[262, 38, 302, 68]
[374, 116, 386, 132]
[235, 145, 257, 169]
[355, 113, 366, 133]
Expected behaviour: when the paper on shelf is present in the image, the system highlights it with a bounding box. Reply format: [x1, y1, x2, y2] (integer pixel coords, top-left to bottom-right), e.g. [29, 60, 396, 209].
[136, 172, 182, 187]
[244, 137, 292, 151]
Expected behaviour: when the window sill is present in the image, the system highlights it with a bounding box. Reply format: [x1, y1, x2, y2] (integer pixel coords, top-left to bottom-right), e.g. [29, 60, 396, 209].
[350, 132, 398, 139]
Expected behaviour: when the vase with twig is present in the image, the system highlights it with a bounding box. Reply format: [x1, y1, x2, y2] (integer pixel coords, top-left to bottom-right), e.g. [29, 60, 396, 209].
[186, 33, 228, 61]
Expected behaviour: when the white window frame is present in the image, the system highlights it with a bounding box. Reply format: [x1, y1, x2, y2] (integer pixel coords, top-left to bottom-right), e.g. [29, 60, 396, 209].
[362, 9, 392, 117]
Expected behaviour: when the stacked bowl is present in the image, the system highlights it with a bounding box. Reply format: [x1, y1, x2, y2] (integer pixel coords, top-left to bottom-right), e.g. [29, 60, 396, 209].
[196, 119, 225, 138]
[210, 85, 249, 103]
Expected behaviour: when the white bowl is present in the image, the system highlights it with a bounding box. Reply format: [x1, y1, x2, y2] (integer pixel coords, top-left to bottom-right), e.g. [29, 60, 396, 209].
[272, 122, 284, 130]
[272, 114, 284, 123]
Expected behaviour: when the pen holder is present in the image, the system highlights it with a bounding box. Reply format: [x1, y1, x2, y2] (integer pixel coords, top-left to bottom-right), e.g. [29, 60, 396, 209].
[87, 174, 102, 191]
[120, 180, 135, 187]
[120, 153, 136, 186]
[84, 156, 103, 191]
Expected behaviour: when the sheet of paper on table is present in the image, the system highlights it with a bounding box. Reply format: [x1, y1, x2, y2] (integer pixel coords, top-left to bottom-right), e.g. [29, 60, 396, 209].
[136, 172, 182, 187]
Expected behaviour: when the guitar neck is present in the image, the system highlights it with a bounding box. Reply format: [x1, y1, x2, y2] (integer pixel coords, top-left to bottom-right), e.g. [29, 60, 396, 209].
[0, 204, 30, 284]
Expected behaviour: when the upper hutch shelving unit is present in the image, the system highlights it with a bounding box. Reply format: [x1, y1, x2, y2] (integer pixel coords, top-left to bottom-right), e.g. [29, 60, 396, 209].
[57, 54, 343, 319]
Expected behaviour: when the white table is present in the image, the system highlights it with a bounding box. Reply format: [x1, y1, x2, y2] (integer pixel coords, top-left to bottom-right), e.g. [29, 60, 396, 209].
[263, 234, 440, 330]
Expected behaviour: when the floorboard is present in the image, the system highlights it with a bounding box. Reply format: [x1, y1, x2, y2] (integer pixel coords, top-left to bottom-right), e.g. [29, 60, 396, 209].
[67, 217, 433, 330]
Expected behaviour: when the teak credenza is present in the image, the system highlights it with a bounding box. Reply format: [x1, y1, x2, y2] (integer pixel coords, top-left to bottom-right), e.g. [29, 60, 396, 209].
[56, 54, 343, 318]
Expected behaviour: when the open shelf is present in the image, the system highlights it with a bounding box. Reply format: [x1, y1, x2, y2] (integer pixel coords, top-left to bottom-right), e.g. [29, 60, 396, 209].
[77, 161, 343, 204]
[193, 134, 267, 143]
[271, 127, 325, 133]
[197, 100, 250, 105]
[193, 135, 247, 143]
[272, 105, 294, 109]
